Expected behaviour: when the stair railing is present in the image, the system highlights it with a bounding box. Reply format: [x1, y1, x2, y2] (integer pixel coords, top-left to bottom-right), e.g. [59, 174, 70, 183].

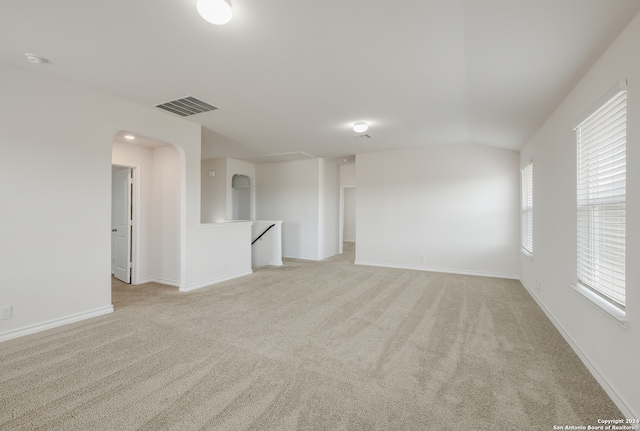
[251, 224, 275, 245]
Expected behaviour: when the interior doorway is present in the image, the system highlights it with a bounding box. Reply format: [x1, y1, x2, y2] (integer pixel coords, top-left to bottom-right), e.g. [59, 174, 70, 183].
[111, 132, 182, 288]
[232, 174, 252, 220]
[339, 185, 356, 255]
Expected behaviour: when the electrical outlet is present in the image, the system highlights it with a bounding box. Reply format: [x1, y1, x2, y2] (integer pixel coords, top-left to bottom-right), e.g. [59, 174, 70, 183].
[0, 305, 12, 320]
[536, 281, 541, 290]
[419, 254, 426, 262]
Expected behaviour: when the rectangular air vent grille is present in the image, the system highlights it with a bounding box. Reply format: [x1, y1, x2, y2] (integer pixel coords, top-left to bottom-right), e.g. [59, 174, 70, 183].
[155, 96, 218, 117]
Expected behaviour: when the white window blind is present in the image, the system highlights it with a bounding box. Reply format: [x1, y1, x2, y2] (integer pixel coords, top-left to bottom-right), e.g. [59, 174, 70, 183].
[521, 162, 533, 255]
[576, 90, 626, 309]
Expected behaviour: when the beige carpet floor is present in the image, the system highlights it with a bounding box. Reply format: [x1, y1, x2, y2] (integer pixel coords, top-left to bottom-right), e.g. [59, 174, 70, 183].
[0, 243, 621, 430]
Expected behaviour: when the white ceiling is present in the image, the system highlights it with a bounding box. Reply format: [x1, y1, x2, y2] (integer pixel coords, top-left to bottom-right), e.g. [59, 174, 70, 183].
[2, 1, 639, 161]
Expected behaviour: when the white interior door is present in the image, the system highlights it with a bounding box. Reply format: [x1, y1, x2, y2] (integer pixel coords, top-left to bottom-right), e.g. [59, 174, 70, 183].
[113, 168, 132, 283]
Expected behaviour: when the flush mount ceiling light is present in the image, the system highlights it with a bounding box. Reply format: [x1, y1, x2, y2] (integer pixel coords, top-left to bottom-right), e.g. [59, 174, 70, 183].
[25, 53, 48, 64]
[352, 122, 369, 134]
[196, 0, 232, 25]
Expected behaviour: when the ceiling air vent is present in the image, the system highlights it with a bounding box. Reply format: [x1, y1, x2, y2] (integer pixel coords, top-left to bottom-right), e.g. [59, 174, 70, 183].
[155, 96, 218, 117]
[353, 133, 372, 139]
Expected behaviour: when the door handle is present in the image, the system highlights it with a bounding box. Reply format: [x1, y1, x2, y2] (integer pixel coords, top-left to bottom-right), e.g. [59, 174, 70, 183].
[112, 228, 117, 232]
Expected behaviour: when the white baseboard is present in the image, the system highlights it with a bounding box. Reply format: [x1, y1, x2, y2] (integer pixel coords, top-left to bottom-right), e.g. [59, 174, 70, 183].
[135, 277, 180, 287]
[0, 306, 114, 343]
[282, 254, 323, 261]
[179, 270, 253, 293]
[319, 251, 340, 260]
[520, 280, 636, 419]
[252, 260, 283, 269]
[282, 252, 340, 262]
[354, 260, 518, 280]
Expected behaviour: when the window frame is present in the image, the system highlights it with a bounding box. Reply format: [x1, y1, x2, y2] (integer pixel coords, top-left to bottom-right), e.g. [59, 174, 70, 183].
[573, 88, 627, 319]
[520, 161, 533, 256]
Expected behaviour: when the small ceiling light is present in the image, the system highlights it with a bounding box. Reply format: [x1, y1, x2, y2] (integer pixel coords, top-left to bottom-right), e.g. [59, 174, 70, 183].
[124, 134, 135, 140]
[25, 53, 48, 64]
[197, 0, 233, 25]
[353, 122, 369, 134]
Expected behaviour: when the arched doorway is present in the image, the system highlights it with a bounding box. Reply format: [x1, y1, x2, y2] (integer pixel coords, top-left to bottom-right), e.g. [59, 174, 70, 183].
[232, 174, 252, 220]
[111, 131, 182, 287]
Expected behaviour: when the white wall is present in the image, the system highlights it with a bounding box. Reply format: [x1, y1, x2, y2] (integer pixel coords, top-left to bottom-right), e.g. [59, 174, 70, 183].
[151, 145, 181, 285]
[256, 159, 320, 260]
[201, 158, 227, 223]
[256, 158, 339, 261]
[201, 158, 256, 222]
[343, 187, 356, 242]
[226, 158, 256, 220]
[519, 12, 640, 418]
[182, 221, 252, 292]
[356, 144, 519, 278]
[0, 62, 251, 341]
[340, 163, 356, 186]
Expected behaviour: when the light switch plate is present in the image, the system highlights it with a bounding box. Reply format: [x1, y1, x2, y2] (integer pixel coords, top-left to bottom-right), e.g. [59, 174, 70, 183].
[0, 305, 12, 320]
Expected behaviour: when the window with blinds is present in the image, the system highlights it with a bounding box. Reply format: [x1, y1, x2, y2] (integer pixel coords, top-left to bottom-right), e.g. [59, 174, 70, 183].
[575, 90, 626, 310]
[521, 162, 533, 255]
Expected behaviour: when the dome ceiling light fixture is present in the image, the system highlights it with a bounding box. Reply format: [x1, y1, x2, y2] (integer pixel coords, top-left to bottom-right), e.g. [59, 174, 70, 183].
[352, 122, 369, 134]
[25, 53, 48, 64]
[196, 0, 233, 25]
